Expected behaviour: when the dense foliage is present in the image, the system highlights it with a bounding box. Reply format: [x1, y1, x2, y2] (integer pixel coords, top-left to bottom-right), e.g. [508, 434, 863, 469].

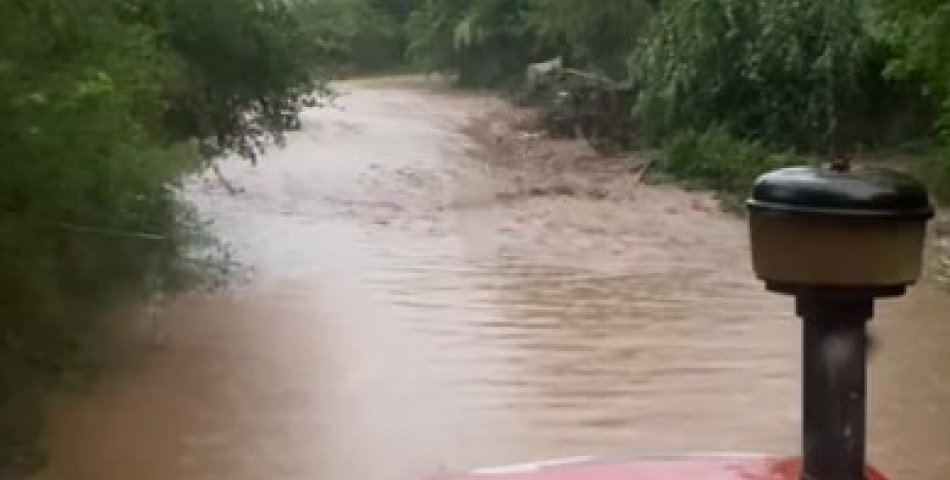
[297, 0, 411, 76]
[874, 0, 950, 129]
[525, 0, 654, 77]
[402, 0, 946, 198]
[632, 0, 880, 150]
[406, 0, 536, 86]
[0, 0, 330, 471]
[874, 0, 950, 200]
[404, 0, 656, 85]
[662, 128, 796, 208]
[140, 0, 332, 159]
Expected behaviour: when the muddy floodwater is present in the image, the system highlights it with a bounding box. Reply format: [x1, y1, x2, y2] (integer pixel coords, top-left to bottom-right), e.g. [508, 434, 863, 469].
[34, 79, 950, 480]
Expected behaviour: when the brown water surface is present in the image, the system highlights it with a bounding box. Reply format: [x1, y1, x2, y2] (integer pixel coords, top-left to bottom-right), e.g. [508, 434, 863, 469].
[35, 79, 950, 480]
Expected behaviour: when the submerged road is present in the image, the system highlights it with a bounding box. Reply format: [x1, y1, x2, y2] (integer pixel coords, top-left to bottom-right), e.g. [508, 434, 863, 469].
[34, 79, 950, 480]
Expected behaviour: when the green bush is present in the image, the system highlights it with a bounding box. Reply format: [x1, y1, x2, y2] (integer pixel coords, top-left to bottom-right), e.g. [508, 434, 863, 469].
[405, 0, 657, 85]
[0, 0, 331, 471]
[632, 0, 879, 151]
[406, 0, 537, 87]
[138, 0, 332, 159]
[874, 0, 950, 148]
[661, 128, 798, 207]
[524, 0, 655, 77]
[296, 0, 409, 76]
[922, 151, 950, 205]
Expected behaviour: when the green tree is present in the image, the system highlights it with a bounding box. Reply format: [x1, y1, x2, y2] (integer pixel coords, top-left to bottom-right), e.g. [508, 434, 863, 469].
[406, 0, 536, 86]
[132, 0, 331, 160]
[525, 0, 654, 77]
[873, 0, 950, 199]
[632, 0, 875, 150]
[0, 0, 333, 470]
[297, 0, 407, 75]
[0, 0, 185, 468]
[369, 0, 416, 21]
[874, 0, 950, 132]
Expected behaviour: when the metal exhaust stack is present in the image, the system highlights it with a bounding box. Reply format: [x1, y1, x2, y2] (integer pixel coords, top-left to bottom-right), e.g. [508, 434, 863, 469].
[748, 164, 934, 480]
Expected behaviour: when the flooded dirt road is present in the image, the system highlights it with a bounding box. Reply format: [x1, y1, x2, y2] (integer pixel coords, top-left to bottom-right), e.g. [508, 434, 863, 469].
[35, 79, 950, 480]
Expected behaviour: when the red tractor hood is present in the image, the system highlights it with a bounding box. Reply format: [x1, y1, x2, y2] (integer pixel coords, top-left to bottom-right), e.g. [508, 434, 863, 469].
[441, 456, 887, 480]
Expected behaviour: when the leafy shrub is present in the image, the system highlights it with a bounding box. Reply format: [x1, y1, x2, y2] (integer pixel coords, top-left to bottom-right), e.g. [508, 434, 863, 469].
[661, 127, 798, 206]
[406, 0, 537, 87]
[632, 0, 878, 151]
[873, 0, 950, 143]
[0, 0, 330, 470]
[922, 151, 950, 205]
[137, 0, 332, 160]
[297, 0, 409, 76]
[524, 0, 655, 77]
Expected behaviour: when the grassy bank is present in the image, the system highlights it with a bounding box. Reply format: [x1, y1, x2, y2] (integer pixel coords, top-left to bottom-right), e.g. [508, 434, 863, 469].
[653, 128, 950, 210]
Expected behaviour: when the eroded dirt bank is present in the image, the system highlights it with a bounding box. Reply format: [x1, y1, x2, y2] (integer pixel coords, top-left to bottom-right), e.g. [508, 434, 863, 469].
[33, 78, 950, 480]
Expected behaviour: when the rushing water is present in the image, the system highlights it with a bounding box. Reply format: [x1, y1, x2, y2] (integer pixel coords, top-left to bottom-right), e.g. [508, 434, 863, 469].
[34, 80, 950, 480]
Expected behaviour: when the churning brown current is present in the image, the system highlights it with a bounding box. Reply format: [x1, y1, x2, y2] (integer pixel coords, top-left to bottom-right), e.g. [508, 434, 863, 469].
[33, 78, 950, 480]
